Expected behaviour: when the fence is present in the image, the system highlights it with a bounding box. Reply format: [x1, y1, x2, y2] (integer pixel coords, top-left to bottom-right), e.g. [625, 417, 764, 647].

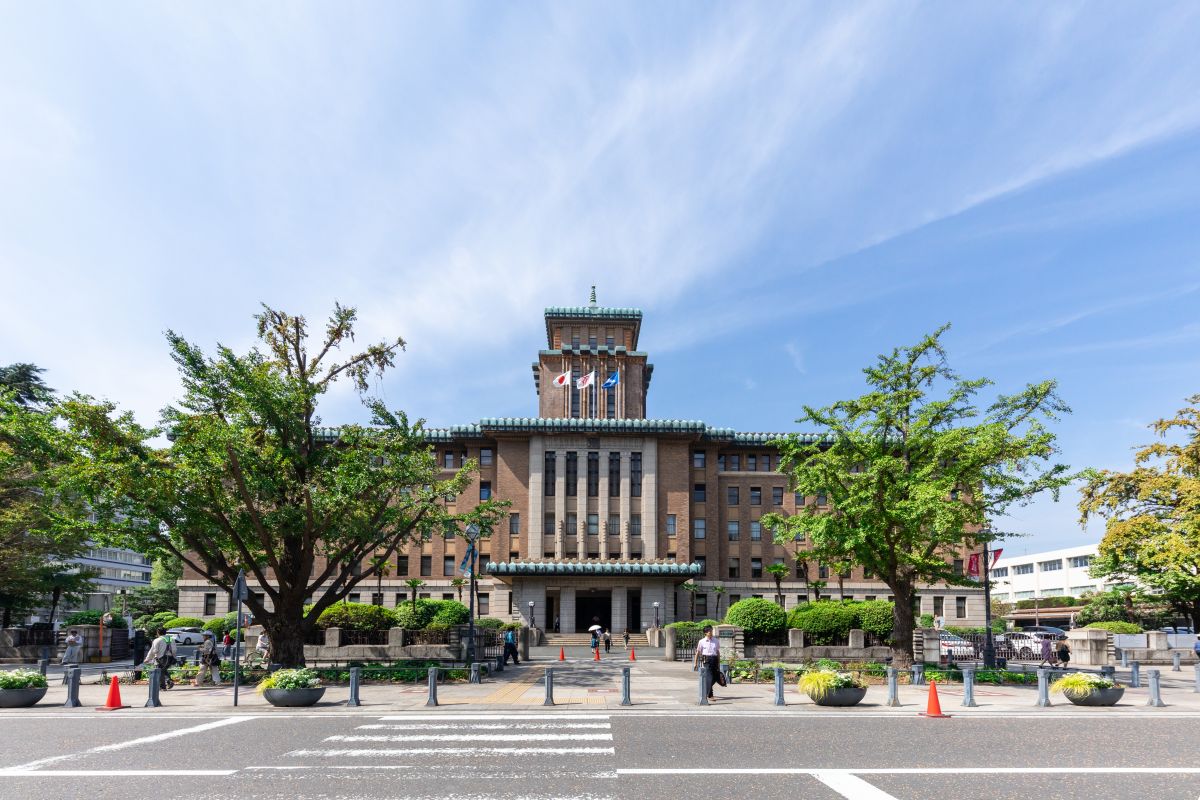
[338, 630, 390, 646]
[406, 629, 451, 646]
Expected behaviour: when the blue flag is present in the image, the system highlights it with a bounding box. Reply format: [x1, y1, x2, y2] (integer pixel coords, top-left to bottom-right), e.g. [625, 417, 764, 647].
[602, 372, 619, 389]
[460, 543, 476, 576]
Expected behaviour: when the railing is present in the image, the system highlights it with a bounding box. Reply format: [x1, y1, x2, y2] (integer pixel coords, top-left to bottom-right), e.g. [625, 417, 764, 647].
[743, 630, 788, 649]
[407, 629, 451, 646]
[304, 629, 327, 646]
[339, 630, 390, 646]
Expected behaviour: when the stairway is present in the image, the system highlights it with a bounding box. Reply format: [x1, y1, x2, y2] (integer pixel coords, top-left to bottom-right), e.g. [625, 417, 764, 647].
[544, 632, 648, 647]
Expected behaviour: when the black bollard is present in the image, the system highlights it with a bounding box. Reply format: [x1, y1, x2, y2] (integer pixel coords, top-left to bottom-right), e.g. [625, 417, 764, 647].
[145, 669, 162, 708]
[544, 667, 555, 706]
[426, 666, 439, 707]
[348, 667, 361, 707]
[64, 667, 81, 708]
[621, 666, 631, 707]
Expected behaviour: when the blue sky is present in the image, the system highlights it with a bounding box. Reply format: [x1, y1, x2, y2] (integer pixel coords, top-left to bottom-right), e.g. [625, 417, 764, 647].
[2, 3, 1199, 554]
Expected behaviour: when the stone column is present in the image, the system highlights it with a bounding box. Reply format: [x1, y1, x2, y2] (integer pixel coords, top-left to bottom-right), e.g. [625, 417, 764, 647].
[528, 437, 545, 559]
[597, 449, 609, 560]
[619, 452, 632, 559]
[575, 451, 587, 557]
[554, 451, 567, 559]
[560, 587, 577, 634]
[642, 439, 658, 559]
[612, 586, 628, 636]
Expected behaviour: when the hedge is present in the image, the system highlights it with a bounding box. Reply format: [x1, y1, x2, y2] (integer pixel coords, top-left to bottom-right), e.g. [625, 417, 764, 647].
[430, 600, 470, 627]
[394, 599, 438, 630]
[316, 602, 397, 631]
[725, 598, 786, 634]
[785, 600, 895, 644]
[1015, 595, 1077, 610]
[163, 617, 205, 630]
[63, 610, 128, 628]
[203, 612, 239, 636]
[1085, 621, 1142, 634]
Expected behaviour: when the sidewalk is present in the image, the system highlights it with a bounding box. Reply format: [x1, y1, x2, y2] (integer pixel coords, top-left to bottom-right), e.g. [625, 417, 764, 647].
[7, 655, 1200, 714]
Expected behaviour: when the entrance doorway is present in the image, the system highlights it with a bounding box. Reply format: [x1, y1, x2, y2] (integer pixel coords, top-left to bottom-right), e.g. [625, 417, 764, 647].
[626, 590, 642, 633]
[575, 590, 612, 633]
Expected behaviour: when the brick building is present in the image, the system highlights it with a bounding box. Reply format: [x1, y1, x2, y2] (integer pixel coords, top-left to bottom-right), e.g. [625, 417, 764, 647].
[179, 292, 985, 631]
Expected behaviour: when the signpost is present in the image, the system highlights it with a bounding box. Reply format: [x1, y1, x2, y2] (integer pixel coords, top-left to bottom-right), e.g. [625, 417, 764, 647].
[463, 526, 480, 666]
[232, 569, 248, 706]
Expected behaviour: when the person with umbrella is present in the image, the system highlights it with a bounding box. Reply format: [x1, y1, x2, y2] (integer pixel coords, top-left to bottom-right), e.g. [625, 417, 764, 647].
[588, 624, 601, 653]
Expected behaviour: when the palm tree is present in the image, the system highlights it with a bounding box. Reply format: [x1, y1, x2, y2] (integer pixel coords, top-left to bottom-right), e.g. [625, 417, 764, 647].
[681, 582, 698, 621]
[450, 577, 466, 603]
[794, 555, 814, 602]
[405, 578, 425, 611]
[713, 585, 727, 621]
[765, 563, 789, 608]
[369, 555, 391, 605]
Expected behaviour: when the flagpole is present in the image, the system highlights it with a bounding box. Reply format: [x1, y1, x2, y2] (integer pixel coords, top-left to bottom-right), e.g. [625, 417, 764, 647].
[982, 530, 995, 669]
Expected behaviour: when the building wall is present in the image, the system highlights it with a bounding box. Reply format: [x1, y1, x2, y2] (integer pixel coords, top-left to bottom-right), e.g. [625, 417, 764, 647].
[990, 544, 1107, 602]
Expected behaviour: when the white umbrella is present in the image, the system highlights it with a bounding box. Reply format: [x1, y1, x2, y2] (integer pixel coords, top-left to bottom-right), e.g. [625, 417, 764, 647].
[587, 624, 603, 632]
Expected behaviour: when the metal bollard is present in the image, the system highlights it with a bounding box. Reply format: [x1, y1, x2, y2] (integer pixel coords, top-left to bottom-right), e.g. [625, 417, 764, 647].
[1130, 661, 1141, 688]
[1100, 665, 1115, 682]
[621, 666, 632, 707]
[1172, 651, 1181, 672]
[1194, 663, 1200, 693]
[961, 666, 978, 707]
[1035, 668, 1051, 707]
[698, 665, 710, 706]
[495, 655, 504, 673]
[543, 667, 555, 706]
[348, 667, 361, 707]
[470, 663, 481, 684]
[1146, 669, 1166, 707]
[37, 659, 48, 677]
[426, 667, 439, 707]
[145, 669, 162, 708]
[64, 667, 81, 708]
[1120, 649, 1129, 668]
[886, 667, 900, 707]
[911, 663, 925, 686]
[773, 667, 785, 706]
[720, 663, 731, 687]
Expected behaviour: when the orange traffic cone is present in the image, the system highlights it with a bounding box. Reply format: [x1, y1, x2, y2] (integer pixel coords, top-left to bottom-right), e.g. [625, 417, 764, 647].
[629, 647, 637, 662]
[559, 647, 566, 662]
[594, 646, 601, 661]
[97, 675, 129, 711]
[919, 680, 950, 718]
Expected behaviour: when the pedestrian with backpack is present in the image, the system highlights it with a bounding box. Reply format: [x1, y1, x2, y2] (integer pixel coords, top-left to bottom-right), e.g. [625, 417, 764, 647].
[195, 631, 222, 686]
[503, 628, 520, 665]
[144, 628, 175, 690]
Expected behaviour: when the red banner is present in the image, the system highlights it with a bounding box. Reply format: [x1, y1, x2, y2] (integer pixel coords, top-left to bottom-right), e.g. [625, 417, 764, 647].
[967, 553, 981, 577]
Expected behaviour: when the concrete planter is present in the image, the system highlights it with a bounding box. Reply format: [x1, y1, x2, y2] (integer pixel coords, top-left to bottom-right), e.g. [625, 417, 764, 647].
[0, 687, 48, 708]
[262, 687, 325, 707]
[1064, 686, 1124, 706]
[808, 686, 867, 707]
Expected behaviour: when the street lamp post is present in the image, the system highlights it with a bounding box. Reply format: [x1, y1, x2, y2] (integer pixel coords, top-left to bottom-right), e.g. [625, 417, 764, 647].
[982, 534, 996, 669]
[464, 525, 481, 666]
[528, 601, 535, 630]
[652, 601, 660, 630]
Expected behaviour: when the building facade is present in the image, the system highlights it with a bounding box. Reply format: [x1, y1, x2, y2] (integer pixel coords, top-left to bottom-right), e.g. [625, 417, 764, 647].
[989, 544, 1108, 603]
[179, 294, 985, 629]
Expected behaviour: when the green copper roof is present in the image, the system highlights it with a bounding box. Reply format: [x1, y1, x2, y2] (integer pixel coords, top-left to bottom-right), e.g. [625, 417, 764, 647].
[315, 422, 828, 445]
[543, 306, 643, 319]
[486, 559, 703, 577]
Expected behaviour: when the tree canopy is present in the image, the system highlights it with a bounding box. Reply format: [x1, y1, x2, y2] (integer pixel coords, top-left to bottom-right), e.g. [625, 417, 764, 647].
[762, 325, 1075, 663]
[59, 303, 508, 665]
[1079, 396, 1200, 628]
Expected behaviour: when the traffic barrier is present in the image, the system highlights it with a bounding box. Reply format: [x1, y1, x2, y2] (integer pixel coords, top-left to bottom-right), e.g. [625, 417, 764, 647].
[559, 647, 565, 661]
[426, 666, 438, 707]
[620, 666, 631, 707]
[145, 669, 162, 708]
[773, 667, 785, 706]
[1172, 652, 1181, 672]
[920, 681, 949, 718]
[911, 663, 925, 686]
[698, 665, 710, 706]
[1036, 668, 1051, 707]
[629, 647, 636, 662]
[961, 666, 978, 707]
[63, 667, 81, 708]
[1147, 669, 1166, 707]
[885, 667, 900, 707]
[1130, 661, 1141, 688]
[543, 667, 555, 706]
[470, 663, 481, 684]
[348, 667, 361, 707]
[97, 676, 128, 711]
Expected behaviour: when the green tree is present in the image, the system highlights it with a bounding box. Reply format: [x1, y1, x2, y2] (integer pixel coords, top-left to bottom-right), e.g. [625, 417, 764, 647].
[681, 581, 698, 621]
[405, 578, 425, 611]
[1078, 397, 1200, 628]
[150, 555, 183, 590]
[369, 554, 392, 605]
[450, 577, 466, 603]
[712, 584, 727, 620]
[762, 326, 1074, 664]
[765, 563, 789, 607]
[0, 363, 54, 408]
[59, 304, 508, 666]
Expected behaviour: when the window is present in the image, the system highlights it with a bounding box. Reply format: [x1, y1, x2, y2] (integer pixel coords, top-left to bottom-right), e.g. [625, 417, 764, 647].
[795, 492, 805, 506]
[729, 454, 740, 471]
[666, 514, 677, 537]
[751, 558, 763, 578]
[570, 367, 580, 418]
[587, 452, 600, 497]
[443, 556, 455, 576]
[1068, 555, 1093, 568]
[693, 518, 706, 539]
[609, 453, 621, 496]
[1040, 588, 1063, 597]
[631, 452, 642, 496]
[1039, 559, 1063, 571]
[865, 595, 876, 602]
[477, 557, 489, 575]
[695, 556, 707, 575]
[1014, 590, 1035, 600]
[588, 335, 597, 349]
[397, 555, 409, 575]
[478, 593, 490, 615]
[863, 568, 874, 579]
[730, 594, 742, 604]
[816, 493, 827, 506]
[510, 550, 519, 561]
[545, 451, 556, 496]
[955, 597, 967, 618]
[443, 452, 455, 469]
[728, 486, 740, 505]
[727, 521, 740, 541]
[728, 558, 740, 579]
[631, 515, 642, 537]
[476, 481, 490, 501]
[696, 594, 709, 616]
[953, 559, 964, 576]
[990, 566, 1008, 578]
[1070, 585, 1092, 595]
[772, 487, 784, 505]
[587, 514, 599, 535]
[717, 455, 726, 471]
[203, 593, 216, 616]
[606, 335, 615, 348]
[420, 556, 432, 576]
[750, 487, 761, 506]
[934, 596, 944, 616]
[750, 521, 762, 541]
[631, 551, 642, 560]
[543, 513, 555, 536]
[693, 451, 706, 468]
[608, 513, 619, 536]
[418, 592, 430, 600]
[348, 593, 360, 604]
[747, 455, 757, 471]
[442, 593, 454, 601]
[509, 513, 520, 535]
[566, 513, 577, 536]
[817, 564, 829, 579]
[693, 483, 707, 502]
[395, 593, 405, 606]
[566, 452, 578, 496]
[1013, 563, 1034, 575]
[606, 387, 615, 419]
[480, 448, 493, 466]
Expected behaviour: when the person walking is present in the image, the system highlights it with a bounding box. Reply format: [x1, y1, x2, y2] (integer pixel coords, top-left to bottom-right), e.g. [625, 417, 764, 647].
[144, 628, 175, 690]
[221, 631, 233, 660]
[622, 630, 630, 650]
[1056, 639, 1071, 669]
[60, 629, 83, 684]
[502, 627, 520, 665]
[1038, 635, 1055, 667]
[1192, 636, 1199, 663]
[603, 629, 612, 654]
[590, 628, 599, 654]
[194, 631, 223, 686]
[693, 625, 723, 700]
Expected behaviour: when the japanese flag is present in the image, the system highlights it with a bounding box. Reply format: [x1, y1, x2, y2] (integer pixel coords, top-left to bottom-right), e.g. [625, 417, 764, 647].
[552, 371, 571, 387]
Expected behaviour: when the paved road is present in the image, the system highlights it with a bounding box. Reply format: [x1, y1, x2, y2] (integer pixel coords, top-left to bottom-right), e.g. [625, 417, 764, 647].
[1, 710, 1198, 800]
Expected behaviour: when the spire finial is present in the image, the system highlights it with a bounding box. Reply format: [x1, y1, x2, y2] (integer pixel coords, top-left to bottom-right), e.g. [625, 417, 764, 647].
[589, 285, 597, 307]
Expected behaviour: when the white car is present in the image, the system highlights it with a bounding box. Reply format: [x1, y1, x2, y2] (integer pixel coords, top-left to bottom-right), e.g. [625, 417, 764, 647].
[166, 627, 205, 645]
[939, 632, 976, 659]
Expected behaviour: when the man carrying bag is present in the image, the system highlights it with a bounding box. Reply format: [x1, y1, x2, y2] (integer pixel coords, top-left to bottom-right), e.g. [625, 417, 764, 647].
[693, 625, 725, 700]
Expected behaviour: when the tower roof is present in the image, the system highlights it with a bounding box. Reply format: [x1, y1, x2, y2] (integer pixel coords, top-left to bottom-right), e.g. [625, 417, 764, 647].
[543, 288, 642, 347]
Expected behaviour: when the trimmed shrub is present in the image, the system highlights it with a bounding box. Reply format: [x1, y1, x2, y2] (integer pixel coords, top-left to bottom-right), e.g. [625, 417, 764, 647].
[394, 599, 438, 630]
[429, 600, 470, 627]
[203, 612, 240, 636]
[787, 601, 858, 645]
[856, 600, 895, 638]
[474, 618, 504, 630]
[1085, 621, 1142, 634]
[725, 598, 786, 634]
[64, 610, 127, 628]
[316, 602, 396, 631]
[918, 613, 935, 628]
[163, 617, 205, 630]
[666, 621, 702, 633]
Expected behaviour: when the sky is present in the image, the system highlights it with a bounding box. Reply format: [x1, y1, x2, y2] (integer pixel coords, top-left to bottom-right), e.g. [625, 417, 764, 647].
[2, 3, 1199, 555]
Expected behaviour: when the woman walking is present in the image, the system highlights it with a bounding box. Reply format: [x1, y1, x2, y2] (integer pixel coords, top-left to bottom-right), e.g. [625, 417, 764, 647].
[60, 629, 83, 684]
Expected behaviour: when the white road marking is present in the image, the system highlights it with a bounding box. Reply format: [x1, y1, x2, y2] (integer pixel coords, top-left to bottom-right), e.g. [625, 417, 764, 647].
[618, 767, 1200, 775]
[813, 771, 900, 799]
[357, 723, 612, 730]
[0, 770, 237, 777]
[5, 717, 256, 771]
[378, 714, 611, 720]
[325, 733, 614, 742]
[288, 747, 616, 756]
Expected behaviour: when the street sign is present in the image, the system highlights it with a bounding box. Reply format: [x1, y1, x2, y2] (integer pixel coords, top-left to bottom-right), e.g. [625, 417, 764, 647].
[233, 569, 249, 601]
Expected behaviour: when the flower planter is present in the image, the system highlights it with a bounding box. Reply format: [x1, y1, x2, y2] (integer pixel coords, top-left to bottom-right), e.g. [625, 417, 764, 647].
[1064, 686, 1124, 707]
[808, 686, 867, 707]
[262, 687, 325, 707]
[0, 687, 48, 708]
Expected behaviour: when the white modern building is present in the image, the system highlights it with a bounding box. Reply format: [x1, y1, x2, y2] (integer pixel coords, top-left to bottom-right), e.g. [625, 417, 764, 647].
[989, 544, 1113, 602]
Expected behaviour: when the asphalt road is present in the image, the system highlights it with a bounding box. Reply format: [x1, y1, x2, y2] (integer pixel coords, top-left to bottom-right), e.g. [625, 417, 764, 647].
[1, 711, 1198, 800]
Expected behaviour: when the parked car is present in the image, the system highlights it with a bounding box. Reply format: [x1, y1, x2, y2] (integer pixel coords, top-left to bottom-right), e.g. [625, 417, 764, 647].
[166, 627, 205, 645]
[1021, 625, 1068, 640]
[939, 632, 976, 659]
[1001, 632, 1044, 659]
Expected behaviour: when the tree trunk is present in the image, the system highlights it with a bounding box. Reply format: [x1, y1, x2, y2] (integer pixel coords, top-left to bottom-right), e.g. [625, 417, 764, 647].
[1, 607, 11, 628]
[263, 595, 312, 668]
[889, 581, 917, 667]
[48, 587, 62, 626]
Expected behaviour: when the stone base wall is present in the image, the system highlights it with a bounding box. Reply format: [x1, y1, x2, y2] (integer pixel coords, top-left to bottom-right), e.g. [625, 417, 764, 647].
[302, 644, 460, 661]
[752, 645, 893, 661]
